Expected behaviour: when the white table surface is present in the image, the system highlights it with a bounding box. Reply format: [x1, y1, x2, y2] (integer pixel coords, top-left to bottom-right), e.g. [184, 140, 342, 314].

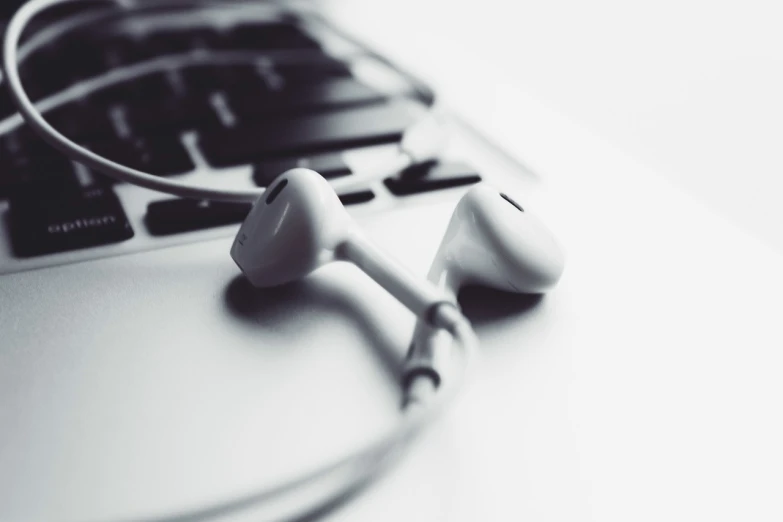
[318, 2, 783, 521]
[2, 3, 782, 520]
[324, 0, 783, 254]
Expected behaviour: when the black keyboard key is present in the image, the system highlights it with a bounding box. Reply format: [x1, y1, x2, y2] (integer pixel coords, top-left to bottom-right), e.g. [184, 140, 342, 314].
[276, 58, 352, 85]
[1, 130, 32, 168]
[0, 2, 30, 18]
[145, 198, 251, 236]
[106, 34, 150, 68]
[384, 162, 482, 196]
[28, 31, 138, 88]
[181, 63, 266, 96]
[253, 153, 351, 186]
[18, 28, 132, 99]
[338, 190, 375, 206]
[125, 97, 223, 136]
[45, 102, 114, 142]
[53, 34, 144, 83]
[182, 57, 351, 100]
[222, 22, 320, 51]
[0, 159, 74, 200]
[34, 1, 106, 23]
[132, 136, 195, 175]
[200, 101, 415, 168]
[0, 131, 74, 197]
[131, 72, 181, 100]
[19, 49, 78, 100]
[8, 184, 134, 257]
[139, 28, 222, 56]
[5, 1, 101, 20]
[193, 57, 351, 99]
[102, 35, 149, 69]
[89, 136, 194, 176]
[229, 77, 386, 120]
[1, 87, 14, 120]
[63, 40, 106, 80]
[90, 71, 179, 107]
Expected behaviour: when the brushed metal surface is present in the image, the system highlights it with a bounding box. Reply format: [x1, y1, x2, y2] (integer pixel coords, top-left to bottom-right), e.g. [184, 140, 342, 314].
[5, 3, 783, 522]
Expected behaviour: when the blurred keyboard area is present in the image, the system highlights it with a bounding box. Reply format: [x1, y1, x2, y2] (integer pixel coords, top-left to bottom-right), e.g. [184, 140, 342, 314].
[0, 3, 485, 268]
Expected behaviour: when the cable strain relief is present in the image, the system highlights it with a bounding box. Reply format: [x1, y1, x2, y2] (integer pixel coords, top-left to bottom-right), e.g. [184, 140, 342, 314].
[402, 364, 442, 391]
[425, 301, 461, 329]
[424, 301, 462, 328]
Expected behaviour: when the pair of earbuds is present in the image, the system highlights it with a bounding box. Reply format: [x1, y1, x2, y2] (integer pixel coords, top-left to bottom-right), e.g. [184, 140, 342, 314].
[231, 168, 565, 403]
[2, 0, 566, 516]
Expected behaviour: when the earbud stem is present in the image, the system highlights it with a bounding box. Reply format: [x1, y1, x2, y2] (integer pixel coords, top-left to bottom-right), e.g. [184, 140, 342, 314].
[339, 233, 460, 402]
[337, 232, 451, 321]
[402, 266, 459, 393]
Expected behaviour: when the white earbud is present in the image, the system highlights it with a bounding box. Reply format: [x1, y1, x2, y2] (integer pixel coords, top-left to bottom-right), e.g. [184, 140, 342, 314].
[231, 168, 453, 320]
[404, 184, 565, 387]
[427, 183, 565, 296]
[232, 170, 564, 397]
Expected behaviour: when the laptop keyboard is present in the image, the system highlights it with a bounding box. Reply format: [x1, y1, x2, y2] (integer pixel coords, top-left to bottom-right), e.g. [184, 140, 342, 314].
[198, 101, 416, 167]
[8, 180, 134, 258]
[0, 12, 482, 261]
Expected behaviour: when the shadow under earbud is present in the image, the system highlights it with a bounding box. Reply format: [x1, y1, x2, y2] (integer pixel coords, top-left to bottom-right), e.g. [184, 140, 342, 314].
[223, 275, 403, 382]
[224, 275, 322, 328]
[457, 285, 543, 327]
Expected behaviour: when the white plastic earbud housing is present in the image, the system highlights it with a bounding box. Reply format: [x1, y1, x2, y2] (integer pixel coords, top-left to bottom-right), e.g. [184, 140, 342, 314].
[404, 184, 565, 387]
[429, 184, 565, 296]
[231, 168, 351, 288]
[231, 168, 451, 319]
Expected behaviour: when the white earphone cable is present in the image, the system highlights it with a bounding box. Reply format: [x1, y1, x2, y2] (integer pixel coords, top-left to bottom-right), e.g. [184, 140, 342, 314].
[101, 316, 477, 522]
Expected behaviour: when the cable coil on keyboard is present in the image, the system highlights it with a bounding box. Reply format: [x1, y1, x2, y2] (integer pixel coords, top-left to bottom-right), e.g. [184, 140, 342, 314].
[3, 0, 447, 202]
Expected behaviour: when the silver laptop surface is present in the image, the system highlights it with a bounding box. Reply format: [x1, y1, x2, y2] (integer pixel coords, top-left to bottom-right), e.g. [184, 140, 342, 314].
[4, 2, 783, 522]
[0, 2, 548, 520]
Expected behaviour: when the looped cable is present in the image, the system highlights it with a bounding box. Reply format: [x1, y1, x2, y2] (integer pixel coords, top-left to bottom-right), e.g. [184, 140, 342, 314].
[2, 0, 444, 202]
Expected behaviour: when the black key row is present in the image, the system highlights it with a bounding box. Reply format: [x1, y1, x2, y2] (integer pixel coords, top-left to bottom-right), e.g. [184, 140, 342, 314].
[199, 102, 415, 167]
[4, 158, 480, 258]
[253, 152, 352, 187]
[20, 22, 322, 100]
[8, 181, 134, 258]
[145, 199, 251, 236]
[384, 162, 482, 195]
[2, 113, 477, 207]
[144, 189, 377, 236]
[2, 110, 479, 196]
[224, 75, 385, 118]
[41, 71, 380, 141]
[87, 137, 195, 177]
[252, 159, 482, 195]
[1, 87, 14, 121]
[4, 55, 354, 124]
[164, 57, 352, 98]
[44, 85, 221, 142]
[3, 88, 397, 196]
[0, 130, 195, 197]
[0, 130, 74, 198]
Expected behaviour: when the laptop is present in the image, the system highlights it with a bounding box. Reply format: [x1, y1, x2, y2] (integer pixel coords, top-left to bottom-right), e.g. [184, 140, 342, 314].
[3, 2, 783, 521]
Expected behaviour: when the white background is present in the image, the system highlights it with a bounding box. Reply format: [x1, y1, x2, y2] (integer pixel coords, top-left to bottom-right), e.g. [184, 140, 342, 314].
[318, 3, 783, 521]
[326, 0, 783, 252]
